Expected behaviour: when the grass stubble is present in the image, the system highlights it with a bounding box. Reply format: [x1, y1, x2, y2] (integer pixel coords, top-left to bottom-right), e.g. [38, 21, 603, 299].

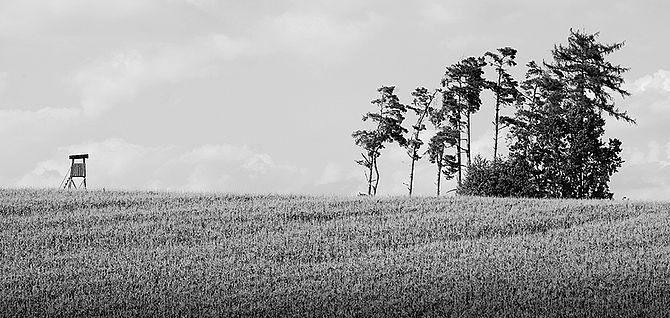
[1, 189, 669, 317]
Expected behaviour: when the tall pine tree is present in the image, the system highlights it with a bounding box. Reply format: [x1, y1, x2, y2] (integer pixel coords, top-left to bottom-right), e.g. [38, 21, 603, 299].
[441, 56, 487, 186]
[507, 30, 633, 199]
[352, 86, 408, 195]
[484, 47, 520, 161]
[426, 89, 459, 195]
[405, 87, 439, 196]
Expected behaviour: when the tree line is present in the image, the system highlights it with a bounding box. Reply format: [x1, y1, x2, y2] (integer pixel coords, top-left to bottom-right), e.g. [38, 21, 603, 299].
[352, 29, 634, 199]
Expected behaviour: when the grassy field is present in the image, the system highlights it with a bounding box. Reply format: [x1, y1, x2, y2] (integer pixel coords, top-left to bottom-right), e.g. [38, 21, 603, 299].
[1, 189, 670, 317]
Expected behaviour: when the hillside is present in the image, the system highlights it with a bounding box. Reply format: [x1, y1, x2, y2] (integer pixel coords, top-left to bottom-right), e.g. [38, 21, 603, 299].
[1, 189, 669, 317]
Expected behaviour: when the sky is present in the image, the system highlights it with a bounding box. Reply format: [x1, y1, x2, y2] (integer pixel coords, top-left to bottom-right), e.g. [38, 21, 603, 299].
[1, 0, 669, 199]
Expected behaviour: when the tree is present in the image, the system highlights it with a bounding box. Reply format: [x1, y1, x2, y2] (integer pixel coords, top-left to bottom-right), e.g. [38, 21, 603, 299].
[404, 87, 439, 196]
[352, 86, 408, 195]
[505, 61, 569, 197]
[426, 90, 459, 196]
[441, 56, 487, 186]
[507, 30, 633, 199]
[484, 47, 520, 161]
[548, 30, 634, 123]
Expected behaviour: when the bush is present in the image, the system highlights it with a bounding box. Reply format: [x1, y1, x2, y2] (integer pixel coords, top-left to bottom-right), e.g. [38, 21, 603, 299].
[459, 155, 537, 197]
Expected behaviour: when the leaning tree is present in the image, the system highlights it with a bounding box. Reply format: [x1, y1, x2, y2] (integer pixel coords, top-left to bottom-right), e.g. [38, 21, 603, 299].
[352, 86, 407, 196]
[404, 87, 439, 196]
[426, 89, 460, 196]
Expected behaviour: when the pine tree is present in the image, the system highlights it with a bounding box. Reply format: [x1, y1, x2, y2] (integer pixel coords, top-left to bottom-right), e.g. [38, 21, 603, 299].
[441, 56, 487, 186]
[484, 47, 520, 161]
[426, 90, 459, 195]
[507, 30, 633, 199]
[404, 87, 439, 196]
[352, 86, 408, 195]
[507, 61, 571, 197]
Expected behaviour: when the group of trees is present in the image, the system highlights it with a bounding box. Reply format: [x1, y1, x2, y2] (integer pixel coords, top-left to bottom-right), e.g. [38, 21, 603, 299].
[353, 29, 634, 199]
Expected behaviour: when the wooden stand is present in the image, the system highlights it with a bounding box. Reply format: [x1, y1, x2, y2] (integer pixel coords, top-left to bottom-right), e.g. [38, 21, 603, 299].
[63, 154, 88, 189]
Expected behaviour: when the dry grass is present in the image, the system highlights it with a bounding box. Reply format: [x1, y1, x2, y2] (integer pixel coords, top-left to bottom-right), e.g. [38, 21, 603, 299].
[1, 189, 670, 317]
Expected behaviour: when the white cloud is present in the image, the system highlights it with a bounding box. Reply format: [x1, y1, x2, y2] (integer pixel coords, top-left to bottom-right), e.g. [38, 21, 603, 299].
[15, 138, 175, 188]
[15, 139, 305, 193]
[470, 129, 496, 160]
[242, 153, 276, 174]
[624, 141, 670, 167]
[317, 162, 343, 185]
[182, 165, 231, 192]
[0, 72, 7, 95]
[179, 144, 297, 177]
[618, 70, 670, 119]
[73, 50, 145, 116]
[630, 69, 670, 94]
[179, 144, 256, 163]
[15, 159, 69, 189]
[266, 11, 383, 62]
[438, 35, 478, 51]
[610, 162, 670, 201]
[419, 2, 461, 25]
[0, 107, 81, 134]
[0, 0, 150, 37]
[0, 33, 249, 136]
[316, 162, 359, 186]
[609, 140, 670, 200]
[72, 34, 249, 116]
[182, 0, 214, 9]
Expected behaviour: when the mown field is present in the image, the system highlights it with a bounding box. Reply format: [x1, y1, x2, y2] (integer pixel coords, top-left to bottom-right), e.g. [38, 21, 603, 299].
[1, 189, 670, 317]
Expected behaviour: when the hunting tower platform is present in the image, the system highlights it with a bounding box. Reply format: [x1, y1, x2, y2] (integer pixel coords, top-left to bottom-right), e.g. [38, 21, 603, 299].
[63, 154, 88, 189]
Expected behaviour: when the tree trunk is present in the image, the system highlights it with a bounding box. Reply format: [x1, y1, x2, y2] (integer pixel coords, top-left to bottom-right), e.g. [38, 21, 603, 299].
[367, 155, 374, 195]
[407, 95, 434, 197]
[436, 154, 442, 196]
[409, 150, 417, 196]
[467, 111, 472, 167]
[455, 91, 463, 189]
[457, 80, 470, 187]
[493, 71, 502, 161]
[373, 156, 380, 196]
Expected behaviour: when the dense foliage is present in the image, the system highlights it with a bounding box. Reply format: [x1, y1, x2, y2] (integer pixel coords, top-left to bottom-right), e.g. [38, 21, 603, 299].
[353, 29, 632, 198]
[441, 56, 487, 187]
[507, 30, 631, 199]
[458, 155, 536, 197]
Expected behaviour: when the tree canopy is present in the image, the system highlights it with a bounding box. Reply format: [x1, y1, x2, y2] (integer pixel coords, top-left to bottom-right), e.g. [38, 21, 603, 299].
[354, 29, 633, 199]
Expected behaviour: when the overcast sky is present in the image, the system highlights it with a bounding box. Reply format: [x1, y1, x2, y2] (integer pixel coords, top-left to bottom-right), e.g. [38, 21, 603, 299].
[1, 0, 669, 199]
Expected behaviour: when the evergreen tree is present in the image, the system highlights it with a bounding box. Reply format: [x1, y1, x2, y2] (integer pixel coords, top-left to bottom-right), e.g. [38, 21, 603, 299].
[404, 87, 439, 196]
[352, 86, 408, 195]
[441, 56, 487, 186]
[426, 90, 459, 195]
[484, 47, 520, 161]
[507, 30, 633, 199]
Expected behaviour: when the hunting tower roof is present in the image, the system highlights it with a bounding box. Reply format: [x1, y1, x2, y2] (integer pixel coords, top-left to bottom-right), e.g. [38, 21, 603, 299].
[69, 154, 89, 159]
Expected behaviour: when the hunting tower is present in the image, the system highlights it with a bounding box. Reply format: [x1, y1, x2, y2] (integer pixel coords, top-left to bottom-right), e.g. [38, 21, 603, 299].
[63, 154, 88, 189]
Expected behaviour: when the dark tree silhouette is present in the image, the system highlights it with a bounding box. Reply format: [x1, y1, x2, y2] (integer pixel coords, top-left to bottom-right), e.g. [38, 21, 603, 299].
[441, 56, 487, 186]
[507, 30, 633, 199]
[404, 87, 439, 196]
[352, 86, 407, 195]
[484, 47, 520, 161]
[426, 90, 459, 196]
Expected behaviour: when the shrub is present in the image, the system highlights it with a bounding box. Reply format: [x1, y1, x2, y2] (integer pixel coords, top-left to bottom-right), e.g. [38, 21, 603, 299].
[459, 155, 537, 197]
